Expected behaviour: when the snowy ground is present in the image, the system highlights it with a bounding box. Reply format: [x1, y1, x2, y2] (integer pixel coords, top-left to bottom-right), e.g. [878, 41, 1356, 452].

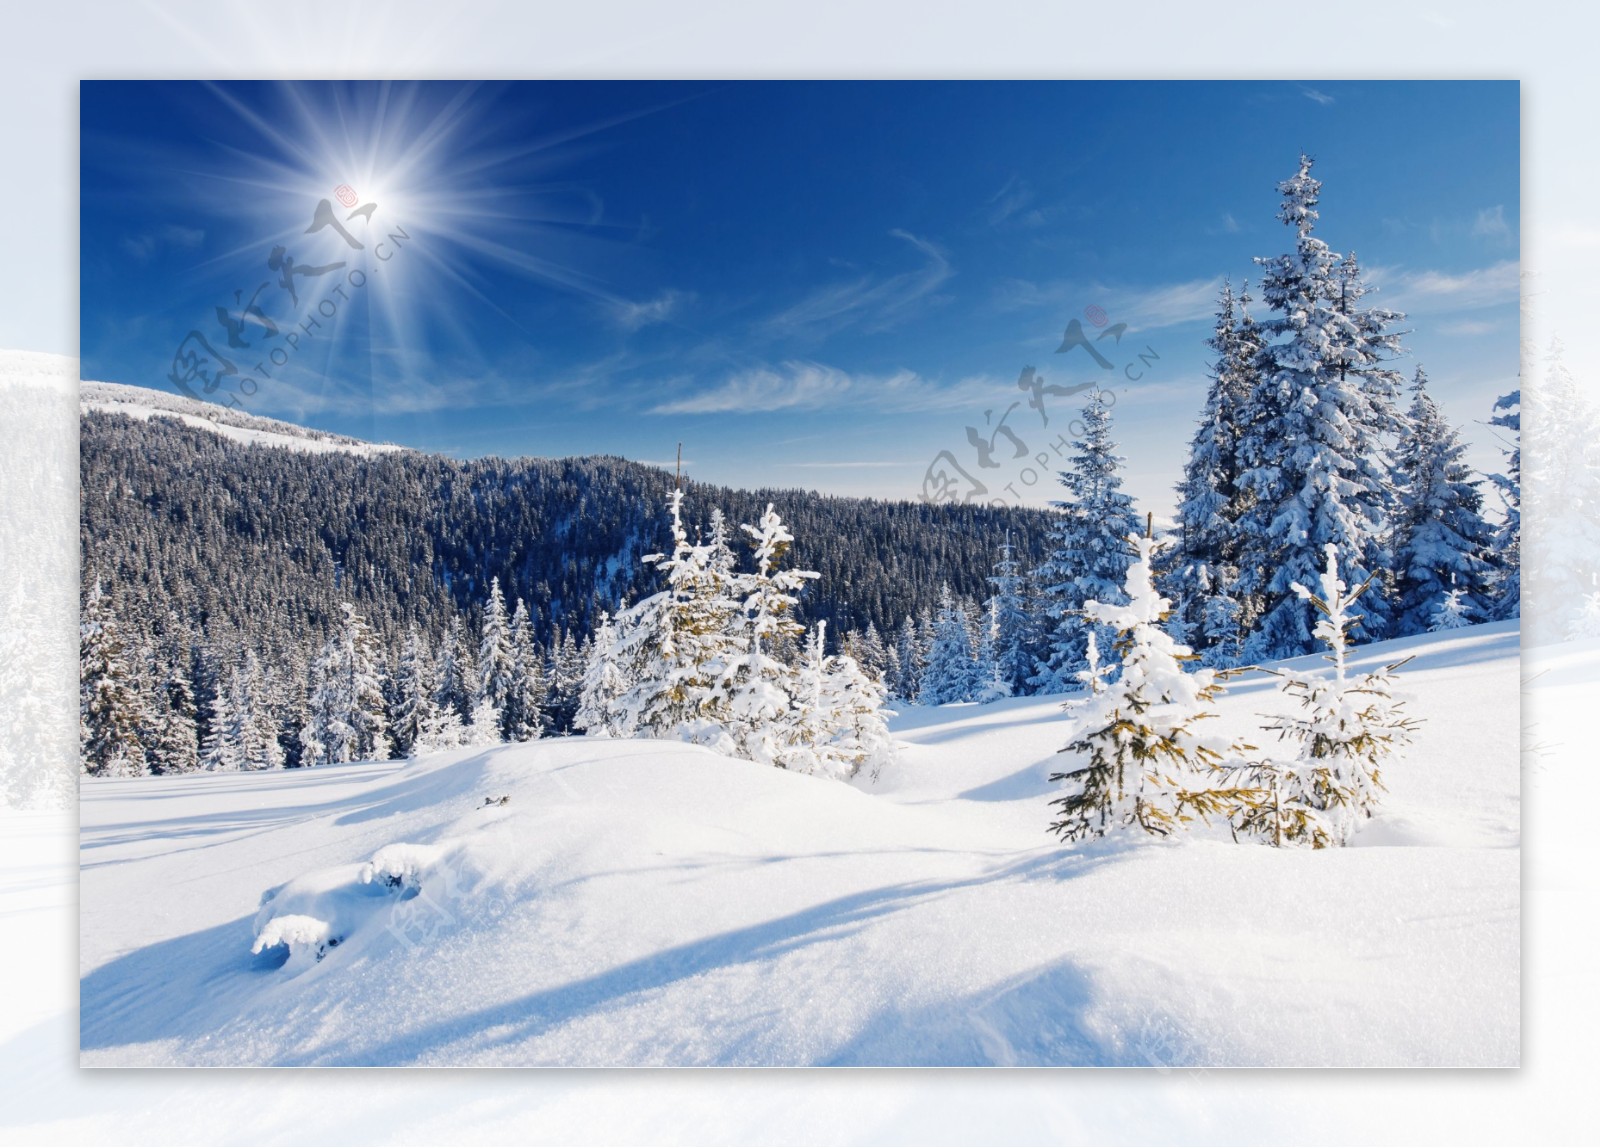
[78, 622, 1519, 1067]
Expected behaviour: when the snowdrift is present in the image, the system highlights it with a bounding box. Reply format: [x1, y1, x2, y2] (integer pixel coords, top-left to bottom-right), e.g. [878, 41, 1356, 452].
[79, 622, 1519, 1066]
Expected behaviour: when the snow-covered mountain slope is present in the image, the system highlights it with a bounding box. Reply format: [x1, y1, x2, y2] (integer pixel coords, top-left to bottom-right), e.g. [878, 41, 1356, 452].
[78, 621, 1519, 1067]
[80, 380, 407, 456]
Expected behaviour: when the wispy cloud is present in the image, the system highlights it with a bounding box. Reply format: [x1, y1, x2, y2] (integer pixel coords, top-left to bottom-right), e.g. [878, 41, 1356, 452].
[759, 229, 953, 340]
[610, 288, 691, 331]
[1206, 212, 1242, 236]
[1301, 87, 1336, 106]
[651, 361, 862, 414]
[120, 224, 206, 262]
[649, 361, 1011, 417]
[782, 460, 911, 469]
[992, 274, 1223, 332]
[985, 175, 1045, 228]
[1470, 205, 1513, 245]
[1368, 259, 1521, 312]
[1437, 318, 1498, 337]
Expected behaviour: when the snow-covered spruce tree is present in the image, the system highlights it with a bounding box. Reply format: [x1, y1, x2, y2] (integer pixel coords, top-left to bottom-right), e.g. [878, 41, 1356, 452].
[1032, 392, 1140, 693]
[463, 696, 503, 748]
[821, 640, 897, 782]
[1234, 154, 1407, 662]
[503, 599, 545, 742]
[202, 650, 282, 771]
[918, 584, 980, 705]
[1048, 534, 1259, 842]
[543, 627, 586, 734]
[299, 602, 392, 766]
[1165, 280, 1263, 666]
[389, 625, 435, 757]
[1430, 588, 1474, 631]
[476, 577, 515, 719]
[574, 611, 634, 737]
[973, 597, 1012, 704]
[891, 615, 921, 701]
[150, 660, 201, 774]
[841, 621, 890, 685]
[432, 616, 475, 726]
[614, 490, 745, 744]
[984, 533, 1035, 695]
[726, 503, 817, 766]
[1486, 385, 1521, 620]
[779, 622, 837, 776]
[1242, 545, 1419, 847]
[80, 581, 150, 778]
[200, 662, 242, 772]
[1392, 367, 1497, 633]
[1523, 339, 1600, 643]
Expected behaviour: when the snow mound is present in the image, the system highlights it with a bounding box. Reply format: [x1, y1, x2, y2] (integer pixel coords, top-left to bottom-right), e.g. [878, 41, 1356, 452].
[80, 624, 1519, 1066]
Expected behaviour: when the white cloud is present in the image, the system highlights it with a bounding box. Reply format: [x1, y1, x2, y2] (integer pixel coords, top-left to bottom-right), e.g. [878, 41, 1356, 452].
[119, 224, 206, 262]
[649, 362, 1013, 417]
[1301, 87, 1336, 106]
[759, 229, 953, 339]
[782, 460, 910, 469]
[610, 289, 690, 331]
[993, 275, 1222, 333]
[985, 175, 1043, 228]
[1470, 205, 1513, 244]
[1368, 259, 1521, 312]
[650, 361, 861, 414]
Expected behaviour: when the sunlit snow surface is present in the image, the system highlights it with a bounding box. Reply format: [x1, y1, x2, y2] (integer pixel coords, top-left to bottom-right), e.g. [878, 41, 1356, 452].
[78, 622, 1519, 1066]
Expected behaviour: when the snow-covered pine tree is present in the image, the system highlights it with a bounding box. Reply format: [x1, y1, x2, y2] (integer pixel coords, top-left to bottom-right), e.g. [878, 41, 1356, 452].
[1245, 545, 1420, 847]
[1235, 155, 1407, 662]
[476, 577, 515, 719]
[200, 658, 243, 772]
[726, 503, 817, 766]
[614, 491, 745, 743]
[1166, 280, 1262, 666]
[1032, 392, 1140, 693]
[432, 616, 474, 726]
[503, 599, 545, 742]
[544, 627, 586, 734]
[1486, 385, 1521, 620]
[236, 651, 285, 770]
[150, 659, 201, 774]
[821, 641, 897, 782]
[841, 621, 890, 685]
[779, 622, 836, 776]
[984, 533, 1035, 695]
[1048, 534, 1259, 842]
[891, 615, 921, 700]
[80, 581, 149, 777]
[575, 611, 634, 737]
[1430, 587, 1474, 631]
[463, 696, 503, 747]
[1392, 367, 1497, 633]
[918, 584, 980, 705]
[300, 602, 392, 766]
[973, 597, 1012, 704]
[390, 625, 436, 757]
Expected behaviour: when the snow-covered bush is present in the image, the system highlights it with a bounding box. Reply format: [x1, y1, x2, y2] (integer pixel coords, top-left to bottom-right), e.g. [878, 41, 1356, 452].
[359, 843, 445, 892]
[251, 913, 337, 970]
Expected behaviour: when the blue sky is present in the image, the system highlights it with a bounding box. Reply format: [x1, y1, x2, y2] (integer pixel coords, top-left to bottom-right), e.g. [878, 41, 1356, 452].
[80, 80, 1520, 513]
